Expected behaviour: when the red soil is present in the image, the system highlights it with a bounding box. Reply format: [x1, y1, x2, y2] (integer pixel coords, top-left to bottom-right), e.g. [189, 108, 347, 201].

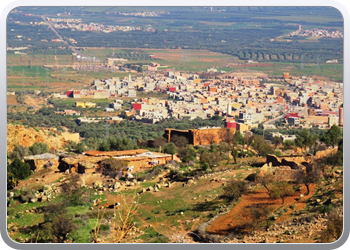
[206, 184, 317, 235]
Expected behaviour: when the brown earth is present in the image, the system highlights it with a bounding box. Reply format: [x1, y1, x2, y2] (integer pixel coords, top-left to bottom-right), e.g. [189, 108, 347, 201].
[16, 168, 66, 189]
[7, 124, 79, 153]
[206, 184, 316, 235]
[7, 95, 19, 105]
[23, 95, 46, 107]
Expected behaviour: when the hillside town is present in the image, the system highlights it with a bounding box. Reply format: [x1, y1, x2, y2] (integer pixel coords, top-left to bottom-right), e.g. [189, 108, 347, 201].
[289, 25, 343, 39]
[6, 6, 344, 245]
[52, 70, 343, 132]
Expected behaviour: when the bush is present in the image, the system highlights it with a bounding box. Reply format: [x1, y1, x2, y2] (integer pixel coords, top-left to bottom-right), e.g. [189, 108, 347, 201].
[162, 142, 177, 155]
[269, 182, 295, 204]
[29, 142, 49, 155]
[274, 151, 282, 157]
[60, 174, 87, 206]
[222, 180, 249, 201]
[44, 213, 78, 243]
[199, 151, 221, 170]
[7, 158, 32, 188]
[19, 188, 36, 203]
[178, 146, 196, 163]
[67, 141, 86, 154]
[9, 145, 29, 159]
[100, 158, 127, 178]
[137, 165, 164, 181]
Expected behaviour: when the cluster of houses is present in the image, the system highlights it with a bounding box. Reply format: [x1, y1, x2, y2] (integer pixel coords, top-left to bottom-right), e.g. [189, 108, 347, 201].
[290, 28, 343, 39]
[51, 70, 343, 129]
[47, 17, 144, 33]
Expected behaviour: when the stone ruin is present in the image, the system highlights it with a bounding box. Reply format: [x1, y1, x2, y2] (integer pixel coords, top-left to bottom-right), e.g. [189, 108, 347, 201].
[266, 154, 310, 169]
[255, 154, 309, 182]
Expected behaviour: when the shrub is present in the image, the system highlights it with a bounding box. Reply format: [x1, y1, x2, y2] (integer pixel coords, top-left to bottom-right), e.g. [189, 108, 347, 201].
[199, 151, 221, 170]
[274, 151, 282, 157]
[60, 174, 87, 206]
[7, 158, 32, 188]
[162, 142, 177, 155]
[137, 165, 164, 181]
[19, 189, 36, 203]
[67, 141, 86, 154]
[9, 145, 29, 159]
[222, 180, 249, 201]
[100, 158, 127, 178]
[269, 182, 295, 204]
[178, 146, 196, 163]
[44, 213, 78, 243]
[29, 142, 49, 155]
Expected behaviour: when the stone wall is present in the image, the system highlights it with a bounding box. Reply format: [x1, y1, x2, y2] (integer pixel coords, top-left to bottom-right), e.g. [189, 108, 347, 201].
[315, 147, 338, 159]
[258, 163, 303, 182]
[165, 128, 236, 146]
[25, 158, 59, 171]
[192, 128, 236, 146]
[266, 154, 308, 169]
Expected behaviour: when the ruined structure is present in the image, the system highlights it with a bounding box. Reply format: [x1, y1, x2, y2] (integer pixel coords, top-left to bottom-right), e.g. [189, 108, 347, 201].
[164, 127, 236, 146]
[266, 154, 310, 170]
[257, 162, 303, 182]
[59, 149, 176, 174]
[24, 153, 59, 171]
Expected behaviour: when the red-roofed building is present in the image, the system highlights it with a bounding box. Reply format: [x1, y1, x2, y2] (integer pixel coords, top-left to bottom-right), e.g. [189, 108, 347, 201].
[133, 103, 142, 111]
[286, 113, 300, 119]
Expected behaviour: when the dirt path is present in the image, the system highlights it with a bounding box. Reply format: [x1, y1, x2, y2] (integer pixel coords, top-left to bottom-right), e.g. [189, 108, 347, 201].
[206, 184, 316, 235]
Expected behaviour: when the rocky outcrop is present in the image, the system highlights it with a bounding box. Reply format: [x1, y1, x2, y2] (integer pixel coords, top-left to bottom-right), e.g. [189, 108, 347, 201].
[315, 147, 338, 159]
[7, 124, 80, 152]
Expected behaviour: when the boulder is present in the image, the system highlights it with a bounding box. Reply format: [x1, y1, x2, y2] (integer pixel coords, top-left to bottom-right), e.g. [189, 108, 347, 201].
[187, 179, 194, 185]
[94, 180, 103, 188]
[41, 196, 47, 202]
[30, 198, 37, 203]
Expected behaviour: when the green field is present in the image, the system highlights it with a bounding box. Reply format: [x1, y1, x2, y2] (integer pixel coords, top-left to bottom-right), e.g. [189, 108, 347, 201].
[7, 48, 343, 84]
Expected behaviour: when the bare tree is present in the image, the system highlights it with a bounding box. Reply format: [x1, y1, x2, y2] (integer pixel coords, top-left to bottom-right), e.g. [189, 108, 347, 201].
[108, 193, 140, 243]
